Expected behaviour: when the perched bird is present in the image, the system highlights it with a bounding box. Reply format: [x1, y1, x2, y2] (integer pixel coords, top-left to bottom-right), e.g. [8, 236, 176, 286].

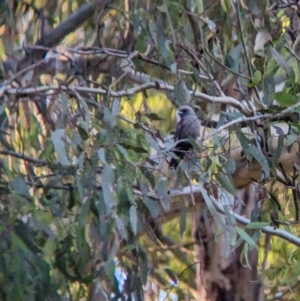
[169, 106, 201, 169]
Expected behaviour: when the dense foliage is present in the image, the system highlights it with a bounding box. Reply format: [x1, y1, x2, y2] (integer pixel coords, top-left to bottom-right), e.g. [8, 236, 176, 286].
[1, 0, 300, 300]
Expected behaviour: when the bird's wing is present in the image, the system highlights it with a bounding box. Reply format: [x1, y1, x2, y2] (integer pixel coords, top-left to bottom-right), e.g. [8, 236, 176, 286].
[181, 117, 197, 139]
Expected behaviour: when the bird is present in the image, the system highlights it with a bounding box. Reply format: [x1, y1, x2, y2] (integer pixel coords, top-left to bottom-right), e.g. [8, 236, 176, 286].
[169, 106, 201, 169]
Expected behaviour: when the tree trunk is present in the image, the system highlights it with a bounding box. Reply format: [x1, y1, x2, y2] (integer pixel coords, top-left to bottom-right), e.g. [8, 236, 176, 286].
[193, 185, 265, 301]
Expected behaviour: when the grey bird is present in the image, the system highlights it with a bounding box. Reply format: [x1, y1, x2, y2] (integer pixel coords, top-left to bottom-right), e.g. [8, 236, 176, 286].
[169, 106, 201, 169]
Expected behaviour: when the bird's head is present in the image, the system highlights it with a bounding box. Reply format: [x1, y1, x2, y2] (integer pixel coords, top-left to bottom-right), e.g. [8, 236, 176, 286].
[176, 106, 195, 122]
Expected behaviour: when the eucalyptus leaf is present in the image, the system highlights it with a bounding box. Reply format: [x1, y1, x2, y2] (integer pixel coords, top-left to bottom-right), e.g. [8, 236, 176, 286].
[140, 250, 148, 285]
[155, 177, 168, 197]
[113, 212, 128, 240]
[145, 133, 161, 151]
[73, 90, 91, 129]
[245, 222, 270, 229]
[78, 198, 90, 229]
[98, 148, 107, 164]
[51, 129, 71, 166]
[143, 197, 160, 218]
[116, 144, 133, 163]
[270, 126, 284, 165]
[236, 227, 256, 246]
[112, 99, 120, 116]
[164, 268, 177, 284]
[102, 164, 116, 211]
[129, 205, 138, 235]
[155, 14, 172, 65]
[262, 75, 275, 106]
[274, 92, 298, 106]
[224, 158, 236, 174]
[11, 176, 30, 198]
[215, 173, 235, 195]
[145, 113, 163, 121]
[103, 107, 116, 128]
[236, 131, 270, 178]
[198, 182, 225, 228]
[269, 47, 292, 75]
[77, 125, 89, 141]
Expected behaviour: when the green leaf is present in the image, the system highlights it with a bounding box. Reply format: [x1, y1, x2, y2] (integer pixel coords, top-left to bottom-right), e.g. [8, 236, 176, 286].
[174, 79, 190, 105]
[113, 212, 128, 240]
[104, 259, 116, 282]
[269, 46, 292, 75]
[73, 90, 91, 129]
[155, 15, 172, 65]
[103, 107, 116, 128]
[98, 148, 107, 164]
[274, 92, 298, 106]
[240, 243, 251, 268]
[248, 70, 262, 87]
[11, 177, 30, 198]
[139, 249, 148, 285]
[14, 219, 41, 253]
[155, 177, 169, 197]
[145, 134, 161, 151]
[198, 183, 225, 228]
[262, 75, 275, 106]
[164, 268, 177, 284]
[270, 126, 284, 165]
[236, 227, 256, 246]
[77, 125, 89, 141]
[195, 0, 203, 13]
[145, 113, 163, 121]
[130, 205, 138, 235]
[236, 131, 270, 178]
[224, 158, 236, 174]
[112, 98, 120, 116]
[143, 197, 160, 218]
[165, 5, 176, 44]
[102, 164, 116, 211]
[119, 142, 148, 153]
[245, 222, 270, 229]
[116, 144, 133, 163]
[215, 173, 235, 195]
[78, 198, 90, 229]
[51, 129, 71, 166]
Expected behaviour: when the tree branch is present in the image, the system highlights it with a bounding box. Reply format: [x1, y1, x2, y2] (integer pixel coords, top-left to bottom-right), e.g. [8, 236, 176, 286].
[166, 184, 300, 247]
[138, 184, 300, 247]
[0, 150, 47, 166]
[4, 82, 251, 115]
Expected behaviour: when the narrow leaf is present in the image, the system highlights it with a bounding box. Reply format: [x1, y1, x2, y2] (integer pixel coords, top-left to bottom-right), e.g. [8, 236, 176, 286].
[143, 197, 160, 218]
[113, 212, 128, 240]
[236, 227, 256, 246]
[245, 222, 270, 229]
[198, 182, 225, 228]
[215, 173, 235, 195]
[130, 205, 138, 235]
[102, 164, 116, 211]
[11, 177, 30, 198]
[51, 129, 70, 166]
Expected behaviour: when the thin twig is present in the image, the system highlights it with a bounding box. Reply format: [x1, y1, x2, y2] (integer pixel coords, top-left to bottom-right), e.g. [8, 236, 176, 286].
[0, 150, 47, 166]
